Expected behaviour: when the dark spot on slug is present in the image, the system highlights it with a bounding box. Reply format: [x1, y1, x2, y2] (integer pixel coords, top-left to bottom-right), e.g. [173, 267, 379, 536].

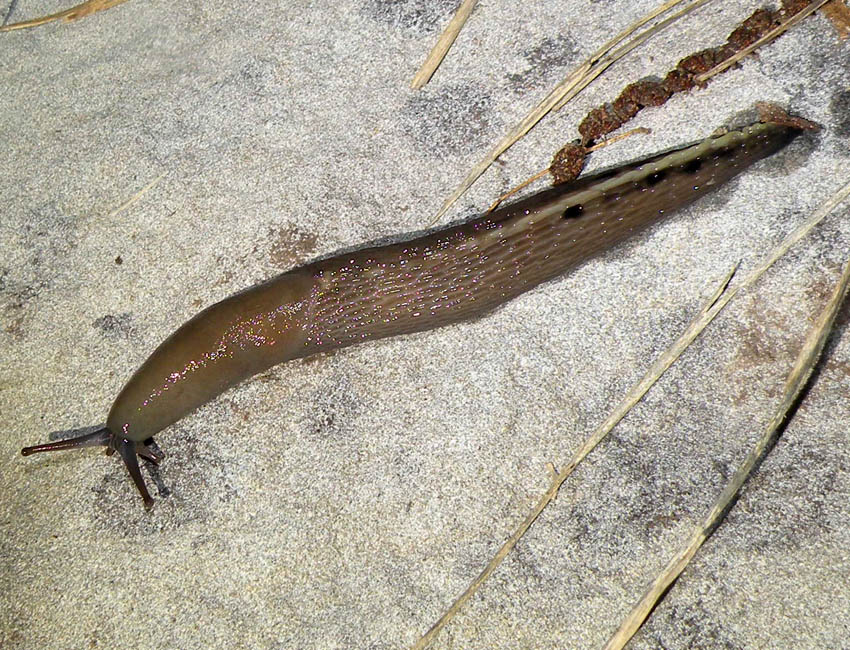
[646, 170, 667, 187]
[562, 204, 584, 219]
[682, 158, 703, 174]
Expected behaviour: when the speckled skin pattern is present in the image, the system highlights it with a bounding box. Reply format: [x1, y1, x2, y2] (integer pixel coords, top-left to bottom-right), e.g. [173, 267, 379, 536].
[108, 121, 800, 445]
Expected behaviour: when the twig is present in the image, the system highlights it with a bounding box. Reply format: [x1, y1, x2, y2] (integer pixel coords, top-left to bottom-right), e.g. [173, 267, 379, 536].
[410, 0, 479, 89]
[0, 0, 127, 32]
[408, 265, 735, 650]
[428, 0, 713, 225]
[486, 168, 549, 213]
[603, 257, 850, 650]
[586, 127, 652, 152]
[548, 0, 711, 114]
[3, 0, 20, 26]
[412, 176, 850, 650]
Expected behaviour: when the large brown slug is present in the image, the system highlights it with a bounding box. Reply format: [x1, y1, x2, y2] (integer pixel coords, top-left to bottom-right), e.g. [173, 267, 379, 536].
[21, 117, 805, 507]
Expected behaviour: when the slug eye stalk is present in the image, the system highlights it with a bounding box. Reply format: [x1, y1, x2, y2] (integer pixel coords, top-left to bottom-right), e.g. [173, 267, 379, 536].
[21, 427, 162, 508]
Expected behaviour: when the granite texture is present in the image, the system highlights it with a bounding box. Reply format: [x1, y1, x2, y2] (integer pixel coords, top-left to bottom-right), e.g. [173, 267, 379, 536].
[1, 1, 849, 648]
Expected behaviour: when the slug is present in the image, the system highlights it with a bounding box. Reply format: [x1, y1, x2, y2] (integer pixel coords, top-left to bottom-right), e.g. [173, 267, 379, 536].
[21, 117, 804, 508]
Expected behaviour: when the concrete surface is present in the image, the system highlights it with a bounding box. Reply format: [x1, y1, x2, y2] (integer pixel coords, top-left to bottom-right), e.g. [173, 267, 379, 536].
[1, 1, 849, 648]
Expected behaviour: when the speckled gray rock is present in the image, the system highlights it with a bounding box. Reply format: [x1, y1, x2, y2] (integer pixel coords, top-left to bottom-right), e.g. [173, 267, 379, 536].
[2, 1, 849, 648]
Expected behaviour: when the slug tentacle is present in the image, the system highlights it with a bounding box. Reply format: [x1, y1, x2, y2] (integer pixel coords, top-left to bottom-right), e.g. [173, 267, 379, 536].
[115, 436, 156, 508]
[21, 427, 161, 508]
[20, 426, 112, 456]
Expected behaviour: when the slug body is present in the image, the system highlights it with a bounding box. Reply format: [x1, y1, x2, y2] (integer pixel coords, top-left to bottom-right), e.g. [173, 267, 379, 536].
[22, 119, 803, 507]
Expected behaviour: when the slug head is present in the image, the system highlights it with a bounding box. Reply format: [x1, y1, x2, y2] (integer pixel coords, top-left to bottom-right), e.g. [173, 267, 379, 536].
[21, 427, 163, 508]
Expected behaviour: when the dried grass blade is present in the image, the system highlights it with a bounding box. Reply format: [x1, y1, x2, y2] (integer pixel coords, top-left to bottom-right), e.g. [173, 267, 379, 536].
[428, 0, 712, 225]
[412, 175, 850, 650]
[602, 257, 850, 650]
[0, 0, 128, 32]
[411, 0, 479, 89]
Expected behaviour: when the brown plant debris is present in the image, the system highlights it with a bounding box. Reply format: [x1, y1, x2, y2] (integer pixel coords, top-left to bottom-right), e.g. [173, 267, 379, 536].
[822, 0, 850, 38]
[550, 143, 587, 185]
[549, 127, 651, 185]
[576, 0, 821, 148]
